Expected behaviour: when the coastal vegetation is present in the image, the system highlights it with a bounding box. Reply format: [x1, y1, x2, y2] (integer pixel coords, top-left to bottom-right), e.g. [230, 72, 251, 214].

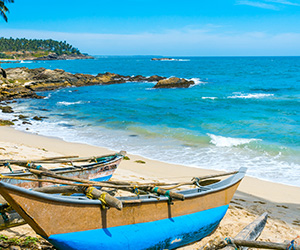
[0, 37, 86, 60]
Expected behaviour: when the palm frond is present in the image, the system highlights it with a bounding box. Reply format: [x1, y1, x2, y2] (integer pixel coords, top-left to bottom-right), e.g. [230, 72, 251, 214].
[0, 10, 8, 22]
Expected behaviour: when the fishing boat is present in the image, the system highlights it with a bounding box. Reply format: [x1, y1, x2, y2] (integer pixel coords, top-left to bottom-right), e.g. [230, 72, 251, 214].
[0, 167, 246, 249]
[0, 151, 125, 189]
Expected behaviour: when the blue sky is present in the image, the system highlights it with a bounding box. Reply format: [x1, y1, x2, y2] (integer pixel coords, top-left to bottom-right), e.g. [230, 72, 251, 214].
[1, 0, 300, 56]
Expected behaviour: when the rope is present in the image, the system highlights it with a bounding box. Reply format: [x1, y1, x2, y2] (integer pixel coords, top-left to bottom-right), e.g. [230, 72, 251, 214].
[133, 186, 140, 197]
[192, 177, 201, 187]
[287, 237, 300, 250]
[85, 187, 96, 199]
[35, 165, 42, 170]
[164, 190, 171, 204]
[4, 162, 13, 173]
[225, 237, 239, 250]
[99, 192, 108, 209]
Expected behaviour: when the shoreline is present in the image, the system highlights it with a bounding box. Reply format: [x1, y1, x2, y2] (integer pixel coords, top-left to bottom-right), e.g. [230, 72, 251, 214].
[0, 126, 299, 247]
[1, 126, 300, 202]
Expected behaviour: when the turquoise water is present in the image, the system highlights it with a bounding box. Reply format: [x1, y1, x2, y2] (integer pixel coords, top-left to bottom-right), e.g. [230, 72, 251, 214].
[2, 56, 300, 186]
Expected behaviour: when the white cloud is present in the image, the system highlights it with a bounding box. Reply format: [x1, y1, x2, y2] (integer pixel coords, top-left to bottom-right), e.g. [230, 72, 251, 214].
[1, 28, 300, 56]
[265, 0, 300, 6]
[236, 0, 279, 10]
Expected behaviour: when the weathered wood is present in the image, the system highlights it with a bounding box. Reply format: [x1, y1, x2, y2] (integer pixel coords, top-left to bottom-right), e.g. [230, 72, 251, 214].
[224, 212, 268, 250]
[33, 185, 86, 194]
[232, 239, 300, 250]
[146, 187, 185, 201]
[235, 212, 268, 239]
[84, 187, 123, 210]
[34, 186, 123, 210]
[0, 151, 125, 167]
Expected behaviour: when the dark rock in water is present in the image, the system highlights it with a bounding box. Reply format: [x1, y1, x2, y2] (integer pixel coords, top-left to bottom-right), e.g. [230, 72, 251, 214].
[151, 58, 174, 61]
[33, 116, 42, 121]
[22, 121, 32, 125]
[148, 75, 166, 82]
[153, 77, 195, 89]
[0, 119, 14, 126]
[18, 114, 28, 119]
[131, 75, 147, 82]
[33, 116, 48, 121]
[0, 105, 13, 113]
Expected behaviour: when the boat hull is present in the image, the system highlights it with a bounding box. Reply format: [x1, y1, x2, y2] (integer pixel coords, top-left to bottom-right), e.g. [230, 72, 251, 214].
[0, 155, 122, 188]
[48, 204, 228, 250]
[0, 168, 246, 249]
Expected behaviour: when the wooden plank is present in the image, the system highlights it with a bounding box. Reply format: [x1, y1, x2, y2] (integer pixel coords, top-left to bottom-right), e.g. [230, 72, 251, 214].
[232, 239, 300, 250]
[224, 212, 268, 249]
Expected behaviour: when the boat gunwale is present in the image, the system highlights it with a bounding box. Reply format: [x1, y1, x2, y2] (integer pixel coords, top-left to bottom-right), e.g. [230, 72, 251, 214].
[1, 154, 122, 177]
[0, 167, 246, 205]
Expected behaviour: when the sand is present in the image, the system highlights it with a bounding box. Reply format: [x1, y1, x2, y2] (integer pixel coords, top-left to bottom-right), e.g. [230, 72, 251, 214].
[0, 126, 299, 249]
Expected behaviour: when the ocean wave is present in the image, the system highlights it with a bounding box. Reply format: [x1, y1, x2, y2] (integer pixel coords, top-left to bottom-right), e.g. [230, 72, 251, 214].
[228, 93, 274, 99]
[44, 93, 52, 99]
[57, 101, 89, 106]
[208, 133, 261, 147]
[202, 97, 217, 100]
[190, 78, 206, 86]
[20, 60, 32, 64]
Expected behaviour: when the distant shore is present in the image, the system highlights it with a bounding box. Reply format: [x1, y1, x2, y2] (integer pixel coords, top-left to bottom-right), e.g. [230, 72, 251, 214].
[0, 126, 299, 248]
[0, 53, 93, 62]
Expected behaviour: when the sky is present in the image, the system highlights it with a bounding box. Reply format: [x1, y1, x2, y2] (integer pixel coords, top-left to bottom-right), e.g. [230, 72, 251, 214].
[0, 0, 300, 56]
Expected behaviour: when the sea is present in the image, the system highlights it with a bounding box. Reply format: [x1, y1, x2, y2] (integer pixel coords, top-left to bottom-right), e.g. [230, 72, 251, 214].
[1, 56, 299, 187]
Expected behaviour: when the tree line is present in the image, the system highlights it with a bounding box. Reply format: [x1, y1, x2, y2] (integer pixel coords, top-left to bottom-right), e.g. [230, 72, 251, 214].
[0, 37, 81, 55]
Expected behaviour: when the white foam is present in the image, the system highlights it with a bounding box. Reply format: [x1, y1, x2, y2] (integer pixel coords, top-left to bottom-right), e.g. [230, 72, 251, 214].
[228, 93, 274, 99]
[208, 133, 261, 147]
[44, 93, 52, 99]
[20, 60, 32, 63]
[57, 101, 89, 106]
[190, 78, 206, 86]
[202, 97, 217, 100]
[10, 116, 300, 187]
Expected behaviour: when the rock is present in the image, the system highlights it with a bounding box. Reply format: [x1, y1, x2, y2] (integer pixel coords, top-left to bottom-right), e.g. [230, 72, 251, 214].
[151, 58, 174, 61]
[33, 53, 94, 61]
[0, 105, 13, 113]
[18, 114, 28, 119]
[22, 121, 32, 125]
[153, 77, 195, 89]
[148, 75, 166, 82]
[131, 75, 147, 82]
[33, 116, 42, 121]
[0, 119, 14, 126]
[0, 66, 187, 101]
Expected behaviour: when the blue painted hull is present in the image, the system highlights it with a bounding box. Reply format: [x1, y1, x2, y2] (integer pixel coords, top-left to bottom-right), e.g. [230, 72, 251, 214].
[48, 204, 229, 250]
[90, 174, 112, 182]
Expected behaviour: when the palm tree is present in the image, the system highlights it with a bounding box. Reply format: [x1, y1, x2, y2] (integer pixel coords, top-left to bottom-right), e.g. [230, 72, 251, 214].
[0, 0, 14, 22]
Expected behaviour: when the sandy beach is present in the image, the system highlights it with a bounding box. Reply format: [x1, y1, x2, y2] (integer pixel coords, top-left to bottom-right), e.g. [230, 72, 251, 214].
[0, 126, 299, 248]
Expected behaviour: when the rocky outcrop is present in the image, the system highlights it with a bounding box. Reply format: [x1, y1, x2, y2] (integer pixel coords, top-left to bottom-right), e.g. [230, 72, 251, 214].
[151, 58, 174, 61]
[0, 67, 168, 101]
[33, 53, 94, 61]
[0, 67, 195, 101]
[153, 77, 195, 89]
